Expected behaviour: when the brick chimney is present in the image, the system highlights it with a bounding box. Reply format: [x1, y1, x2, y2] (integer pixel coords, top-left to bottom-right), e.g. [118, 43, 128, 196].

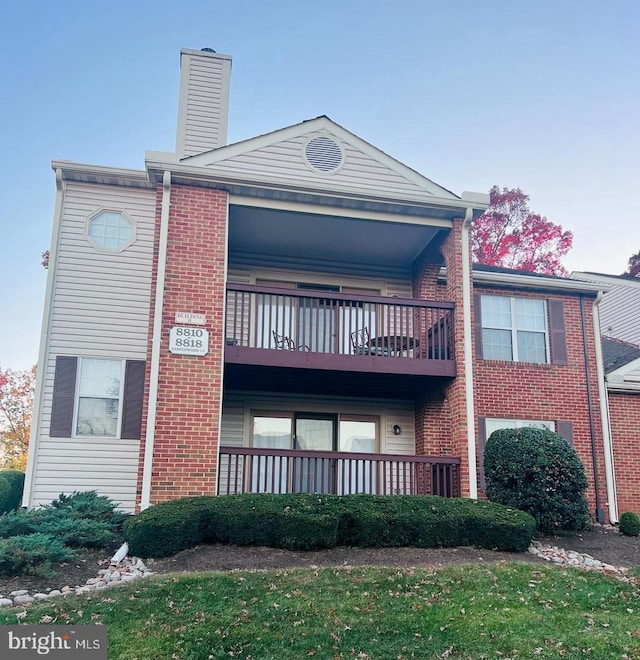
[175, 48, 232, 158]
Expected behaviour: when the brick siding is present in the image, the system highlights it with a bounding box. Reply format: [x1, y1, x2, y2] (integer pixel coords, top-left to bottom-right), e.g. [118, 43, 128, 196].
[608, 391, 640, 515]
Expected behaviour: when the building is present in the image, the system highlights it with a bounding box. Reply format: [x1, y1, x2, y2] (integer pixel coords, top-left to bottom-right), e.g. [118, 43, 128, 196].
[24, 49, 618, 522]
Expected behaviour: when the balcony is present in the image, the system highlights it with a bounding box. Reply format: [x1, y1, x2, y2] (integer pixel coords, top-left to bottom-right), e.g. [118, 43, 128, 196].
[218, 446, 461, 498]
[225, 283, 455, 377]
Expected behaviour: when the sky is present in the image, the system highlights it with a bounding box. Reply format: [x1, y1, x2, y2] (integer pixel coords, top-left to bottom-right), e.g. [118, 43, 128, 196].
[1, 0, 639, 372]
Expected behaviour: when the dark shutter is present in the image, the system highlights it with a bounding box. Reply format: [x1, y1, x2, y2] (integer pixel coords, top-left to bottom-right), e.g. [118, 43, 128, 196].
[50, 356, 78, 437]
[548, 300, 568, 365]
[477, 417, 487, 490]
[121, 360, 146, 440]
[474, 294, 484, 359]
[556, 420, 574, 446]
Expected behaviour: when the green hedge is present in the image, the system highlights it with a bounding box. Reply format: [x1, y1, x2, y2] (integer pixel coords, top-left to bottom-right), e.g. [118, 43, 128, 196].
[124, 494, 536, 558]
[0, 471, 24, 514]
[619, 511, 640, 537]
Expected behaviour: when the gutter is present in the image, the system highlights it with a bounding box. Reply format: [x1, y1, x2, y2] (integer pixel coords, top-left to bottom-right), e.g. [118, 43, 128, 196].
[593, 292, 619, 522]
[140, 171, 172, 510]
[462, 209, 478, 499]
[23, 168, 65, 508]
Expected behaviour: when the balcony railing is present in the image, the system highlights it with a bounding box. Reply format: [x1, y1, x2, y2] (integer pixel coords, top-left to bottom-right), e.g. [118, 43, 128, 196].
[218, 446, 461, 498]
[225, 283, 455, 376]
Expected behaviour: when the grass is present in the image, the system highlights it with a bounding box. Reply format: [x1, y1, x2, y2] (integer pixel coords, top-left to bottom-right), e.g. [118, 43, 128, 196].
[0, 563, 638, 659]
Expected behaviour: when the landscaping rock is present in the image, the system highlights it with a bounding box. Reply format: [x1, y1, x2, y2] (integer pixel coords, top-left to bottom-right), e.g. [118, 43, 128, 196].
[33, 593, 49, 601]
[9, 590, 28, 597]
[13, 595, 34, 606]
[0, 598, 13, 607]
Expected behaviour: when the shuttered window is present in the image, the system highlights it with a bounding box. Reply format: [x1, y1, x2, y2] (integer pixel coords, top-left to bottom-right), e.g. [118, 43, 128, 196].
[49, 357, 145, 440]
[474, 294, 567, 365]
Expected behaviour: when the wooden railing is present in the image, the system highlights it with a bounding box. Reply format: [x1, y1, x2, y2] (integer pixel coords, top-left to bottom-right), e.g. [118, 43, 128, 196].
[225, 284, 455, 375]
[218, 446, 461, 498]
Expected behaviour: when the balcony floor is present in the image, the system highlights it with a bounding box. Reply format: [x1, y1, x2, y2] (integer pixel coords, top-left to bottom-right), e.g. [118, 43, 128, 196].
[224, 363, 452, 399]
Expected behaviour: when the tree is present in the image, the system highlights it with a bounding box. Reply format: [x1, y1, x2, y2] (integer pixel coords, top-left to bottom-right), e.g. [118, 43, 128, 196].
[41, 250, 49, 270]
[0, 366, 36, 472]
[471, 186, 573, 276]
[623, 250, 640, 277]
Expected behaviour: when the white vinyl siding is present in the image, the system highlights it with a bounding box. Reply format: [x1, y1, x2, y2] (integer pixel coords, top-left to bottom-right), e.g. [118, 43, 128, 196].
[201, 132, 438, 203]
[177, 53, 231, 157]
[32, 181, 155, 511]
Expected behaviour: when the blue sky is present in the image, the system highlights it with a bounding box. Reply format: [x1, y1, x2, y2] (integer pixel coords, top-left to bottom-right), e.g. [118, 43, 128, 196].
[2, 0, 639, 371]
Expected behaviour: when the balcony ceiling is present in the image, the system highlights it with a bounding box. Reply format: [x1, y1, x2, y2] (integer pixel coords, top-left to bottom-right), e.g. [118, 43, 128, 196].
[228, 205, 442, 274]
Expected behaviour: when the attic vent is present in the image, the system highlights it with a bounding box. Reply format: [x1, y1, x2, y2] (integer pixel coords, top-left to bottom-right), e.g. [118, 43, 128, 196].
[304, 136, 343, 173]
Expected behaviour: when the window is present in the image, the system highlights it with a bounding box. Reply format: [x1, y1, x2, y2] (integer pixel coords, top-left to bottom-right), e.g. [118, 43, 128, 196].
[248, 411, 379, 494]
[481, 295, 548, 363]
[50, 356, 145, 439]
[485, 418, 555, 437]
[75, 359, 123, 437]
[87, 210, 134, 251]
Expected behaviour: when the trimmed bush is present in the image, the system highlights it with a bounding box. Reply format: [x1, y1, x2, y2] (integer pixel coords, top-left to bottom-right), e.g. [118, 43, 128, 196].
[484, 427, 590, 533]
[0, 478, 10, 517]
[0, 533, 75, 577]
[619, 511, 640, 537]
[124, 493, 536, 558]
[0, 471, 25, 513]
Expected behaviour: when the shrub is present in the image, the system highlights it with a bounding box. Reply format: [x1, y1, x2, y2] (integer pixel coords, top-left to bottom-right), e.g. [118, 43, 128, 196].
[619, 512, 640, 537]
[0, 533, 75, 577]
[484, 427, 590, 533]
[0, 478, 10, 517]
[0, 471, 25, 513]
[44, 491, 128, 531]
[124, 493, 536, 558]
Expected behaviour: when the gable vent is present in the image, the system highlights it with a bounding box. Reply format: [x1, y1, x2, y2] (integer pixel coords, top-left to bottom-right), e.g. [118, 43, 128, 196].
[304, 136, 343, 173]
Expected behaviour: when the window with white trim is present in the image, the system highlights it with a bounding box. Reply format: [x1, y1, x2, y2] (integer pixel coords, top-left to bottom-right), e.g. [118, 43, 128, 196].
[481, 295, 549, 363]
[75, 358, 123, 437]
[87, 210, 134, 251]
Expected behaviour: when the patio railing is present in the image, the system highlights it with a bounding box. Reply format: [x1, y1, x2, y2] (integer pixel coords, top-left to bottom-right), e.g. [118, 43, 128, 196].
[225, 283, 455, 375]
[218, 446, 461, 498]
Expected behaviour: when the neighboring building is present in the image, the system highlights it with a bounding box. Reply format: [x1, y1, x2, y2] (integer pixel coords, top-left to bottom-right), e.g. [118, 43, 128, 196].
[24, 49, 617, 522]
[572, 271, 640, 346]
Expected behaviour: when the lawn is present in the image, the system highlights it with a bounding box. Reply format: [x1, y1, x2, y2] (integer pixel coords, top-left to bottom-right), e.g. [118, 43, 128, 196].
[0, 563, 638, 659]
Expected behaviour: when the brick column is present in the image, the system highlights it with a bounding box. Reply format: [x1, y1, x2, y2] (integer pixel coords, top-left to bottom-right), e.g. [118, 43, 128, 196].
[138, 184, 228, 506]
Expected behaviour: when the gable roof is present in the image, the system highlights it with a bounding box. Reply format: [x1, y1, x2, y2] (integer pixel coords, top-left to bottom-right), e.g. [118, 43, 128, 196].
[175, 116, 461, 204]
[602, 337, 640, 374]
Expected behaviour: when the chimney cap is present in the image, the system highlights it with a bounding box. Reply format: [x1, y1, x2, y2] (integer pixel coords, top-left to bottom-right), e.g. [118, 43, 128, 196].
[201, 47, 216, 53]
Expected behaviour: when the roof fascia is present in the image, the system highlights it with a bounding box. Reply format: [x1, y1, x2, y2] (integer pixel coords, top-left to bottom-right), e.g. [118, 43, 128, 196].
[52, 160, 151, 187]
[173, 116, 466, 200]
[472, 269, 610, 295]
[571, 271, 640, 289]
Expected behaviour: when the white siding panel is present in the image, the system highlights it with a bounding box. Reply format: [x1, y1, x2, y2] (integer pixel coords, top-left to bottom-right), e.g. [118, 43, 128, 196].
[204, 133, 436, 202]
[181, 56, 229, 157]
[32, 181, 154, 511]
[32, 437, 140, 512]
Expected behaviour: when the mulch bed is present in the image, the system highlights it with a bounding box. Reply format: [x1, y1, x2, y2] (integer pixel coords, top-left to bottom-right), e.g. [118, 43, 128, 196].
[1, 526, 637, 598]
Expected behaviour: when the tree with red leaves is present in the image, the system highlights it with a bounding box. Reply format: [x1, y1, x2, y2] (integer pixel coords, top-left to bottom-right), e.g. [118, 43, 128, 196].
[623, 250, 640, 277]
[471, 186, 573, 276]
[0, 366, 36, 471]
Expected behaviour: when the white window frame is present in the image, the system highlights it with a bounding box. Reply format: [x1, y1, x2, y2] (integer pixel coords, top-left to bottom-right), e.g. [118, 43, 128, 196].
[85, 208, 136, 253]
[485, 418, 555, 437]
[72, 358, 126, 438]
[481, 295, 550, 363]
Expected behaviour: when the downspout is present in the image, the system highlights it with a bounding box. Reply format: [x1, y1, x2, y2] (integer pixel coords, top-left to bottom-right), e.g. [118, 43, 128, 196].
[579, 295, 604, 523]
[22, 168, 65, 508]
[140, 171, 172, 510]
[213, 195, 231, 497]
[592, 291, 618, 523]
[462, 209, 478, 499]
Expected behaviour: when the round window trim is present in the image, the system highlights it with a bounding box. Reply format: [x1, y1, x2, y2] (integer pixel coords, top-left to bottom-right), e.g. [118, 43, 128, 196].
[303, 135, 344, 174]
[85, 209, 136, 253]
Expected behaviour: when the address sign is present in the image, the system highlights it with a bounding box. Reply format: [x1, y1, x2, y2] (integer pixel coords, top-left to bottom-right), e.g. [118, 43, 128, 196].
[169, 326, 209, 356]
